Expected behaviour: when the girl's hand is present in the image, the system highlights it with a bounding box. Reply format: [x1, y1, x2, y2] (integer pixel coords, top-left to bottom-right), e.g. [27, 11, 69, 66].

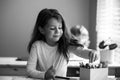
[89, 50, 99, 63]
[44, 65, 56, 80]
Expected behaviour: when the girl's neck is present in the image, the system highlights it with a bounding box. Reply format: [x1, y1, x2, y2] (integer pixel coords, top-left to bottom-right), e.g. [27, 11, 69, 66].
[45, 41, 58, 47]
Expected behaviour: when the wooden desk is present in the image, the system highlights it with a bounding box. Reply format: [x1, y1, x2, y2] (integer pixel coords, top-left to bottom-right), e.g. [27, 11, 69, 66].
[0, 76, 118, 80]
[0, 57, 27, 76]
[0, 57, 120, 77]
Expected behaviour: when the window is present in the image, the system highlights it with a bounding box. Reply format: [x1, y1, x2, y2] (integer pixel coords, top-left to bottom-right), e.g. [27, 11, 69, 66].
[96, 0, 120, 63]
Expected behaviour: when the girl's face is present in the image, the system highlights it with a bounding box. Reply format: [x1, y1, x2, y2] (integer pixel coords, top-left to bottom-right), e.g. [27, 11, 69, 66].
[42, 18, 63, 46]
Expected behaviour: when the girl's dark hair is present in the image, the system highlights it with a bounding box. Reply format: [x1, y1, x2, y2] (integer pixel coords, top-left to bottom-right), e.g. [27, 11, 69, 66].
[28, 8, 69, 61]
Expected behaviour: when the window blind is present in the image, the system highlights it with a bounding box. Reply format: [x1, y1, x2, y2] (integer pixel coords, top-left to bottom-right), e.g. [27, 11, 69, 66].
[96, 0, 120, 63]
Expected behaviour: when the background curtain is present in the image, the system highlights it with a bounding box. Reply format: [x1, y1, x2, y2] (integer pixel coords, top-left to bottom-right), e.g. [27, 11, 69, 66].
[96, 0, 120, 63]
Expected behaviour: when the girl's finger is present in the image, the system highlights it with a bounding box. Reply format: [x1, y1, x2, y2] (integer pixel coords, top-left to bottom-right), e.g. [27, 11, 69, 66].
[89, 51, 93, 63]
[49, 65, 53, 70]
[93, 51, 99, 62]
[91, 52, 94, 63]
[89, 51, 96, 63]
[92, 53, 96, 62]
[94, 54, 98, 62]
[49, 65, 56, 73]
[52, 75, 55, 80]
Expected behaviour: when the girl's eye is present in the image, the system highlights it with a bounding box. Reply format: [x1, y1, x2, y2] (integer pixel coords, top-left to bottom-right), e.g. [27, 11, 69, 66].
[50, 27, 55, 30]
[58, 25, 62, 29]
[49, 26, 62, 30]
[59, 27, 62, 29]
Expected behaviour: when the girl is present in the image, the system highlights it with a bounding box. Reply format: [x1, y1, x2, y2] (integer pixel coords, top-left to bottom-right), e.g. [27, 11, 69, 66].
[27, 8, 99, 80]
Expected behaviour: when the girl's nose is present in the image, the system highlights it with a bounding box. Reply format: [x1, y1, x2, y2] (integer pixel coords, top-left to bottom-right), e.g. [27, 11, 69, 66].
[55, 28, 59, 33]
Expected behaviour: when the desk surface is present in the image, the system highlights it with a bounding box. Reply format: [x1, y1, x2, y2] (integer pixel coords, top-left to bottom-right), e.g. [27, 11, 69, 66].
[0, 57, 27, 66]
[0, 76, 118, 80]
[0, 57, 120, 79]
[0, 57, 120, 68]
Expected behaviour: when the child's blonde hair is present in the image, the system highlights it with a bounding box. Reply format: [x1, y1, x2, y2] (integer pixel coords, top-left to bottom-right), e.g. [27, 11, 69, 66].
[70, 25, 90, 48]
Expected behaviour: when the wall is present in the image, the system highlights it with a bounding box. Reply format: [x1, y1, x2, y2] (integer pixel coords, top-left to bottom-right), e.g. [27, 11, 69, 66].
[0, 0, 90, 57]
[89, 0, 97, 49]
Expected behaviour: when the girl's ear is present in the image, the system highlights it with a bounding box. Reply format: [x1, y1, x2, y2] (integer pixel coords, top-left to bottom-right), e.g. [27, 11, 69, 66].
[39, 27, 45, 34]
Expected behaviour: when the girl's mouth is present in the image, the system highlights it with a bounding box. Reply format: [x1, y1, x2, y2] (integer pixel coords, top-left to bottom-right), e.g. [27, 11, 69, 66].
[53, 35, 61, 37]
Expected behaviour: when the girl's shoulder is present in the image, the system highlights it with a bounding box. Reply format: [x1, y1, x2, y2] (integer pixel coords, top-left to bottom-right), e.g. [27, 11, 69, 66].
[32, 40, 44, 47]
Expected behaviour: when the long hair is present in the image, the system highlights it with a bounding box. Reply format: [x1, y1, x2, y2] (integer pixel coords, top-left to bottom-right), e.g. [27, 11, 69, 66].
[27, 8, 69, 61]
